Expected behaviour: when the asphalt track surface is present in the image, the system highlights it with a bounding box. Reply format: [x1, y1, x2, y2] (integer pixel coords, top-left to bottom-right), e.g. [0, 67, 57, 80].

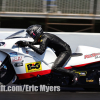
[1, 28, 100, 100]
[1, 90, 100, 100]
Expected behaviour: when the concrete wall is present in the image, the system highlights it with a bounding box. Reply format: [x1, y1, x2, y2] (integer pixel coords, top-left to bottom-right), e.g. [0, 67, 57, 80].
[0, 28, 100, 53]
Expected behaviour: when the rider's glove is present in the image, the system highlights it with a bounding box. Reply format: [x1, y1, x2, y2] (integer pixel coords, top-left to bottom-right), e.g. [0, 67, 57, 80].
[22, 41, 29, 46]
[17, 41, 29, 47]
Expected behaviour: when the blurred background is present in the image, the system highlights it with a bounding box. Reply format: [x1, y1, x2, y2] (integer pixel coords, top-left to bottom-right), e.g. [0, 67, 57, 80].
[0, 0, 100, 32]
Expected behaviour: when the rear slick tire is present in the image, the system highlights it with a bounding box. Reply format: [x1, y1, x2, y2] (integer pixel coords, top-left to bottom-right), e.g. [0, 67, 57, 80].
[0, 60, 15, 85]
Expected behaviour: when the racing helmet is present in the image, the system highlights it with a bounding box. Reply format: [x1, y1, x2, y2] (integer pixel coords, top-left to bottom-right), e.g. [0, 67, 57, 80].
[26, 25, 43, 41]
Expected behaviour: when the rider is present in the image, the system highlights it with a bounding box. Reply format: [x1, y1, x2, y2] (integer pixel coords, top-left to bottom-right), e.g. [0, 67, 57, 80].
[19, 25, 79, 85]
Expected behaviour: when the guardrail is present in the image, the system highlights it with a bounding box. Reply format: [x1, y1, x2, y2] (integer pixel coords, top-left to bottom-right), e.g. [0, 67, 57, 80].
[0, 0, 98, 14]
[0, 0, 99, 32]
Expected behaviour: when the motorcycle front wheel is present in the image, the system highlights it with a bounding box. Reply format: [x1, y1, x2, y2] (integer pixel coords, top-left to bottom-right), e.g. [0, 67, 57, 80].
[0, 59, 15, 85]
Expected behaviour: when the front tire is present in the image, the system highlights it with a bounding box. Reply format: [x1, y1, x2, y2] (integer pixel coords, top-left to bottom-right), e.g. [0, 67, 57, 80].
[0, 59, 15, 85]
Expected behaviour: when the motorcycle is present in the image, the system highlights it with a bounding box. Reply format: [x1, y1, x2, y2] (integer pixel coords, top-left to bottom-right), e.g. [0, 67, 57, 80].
[0, 29, 100, 90]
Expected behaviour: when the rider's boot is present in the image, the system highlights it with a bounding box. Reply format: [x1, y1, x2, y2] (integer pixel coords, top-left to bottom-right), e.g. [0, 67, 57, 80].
[52, 67, 79, 85]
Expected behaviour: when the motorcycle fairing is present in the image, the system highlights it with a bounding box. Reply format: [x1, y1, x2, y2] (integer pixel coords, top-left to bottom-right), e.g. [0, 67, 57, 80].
[16, 46, 100, 80]
[0, 32, 100, 80]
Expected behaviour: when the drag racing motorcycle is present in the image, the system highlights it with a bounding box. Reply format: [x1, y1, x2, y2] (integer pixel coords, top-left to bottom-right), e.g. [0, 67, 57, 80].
[0, 30, 100, 90]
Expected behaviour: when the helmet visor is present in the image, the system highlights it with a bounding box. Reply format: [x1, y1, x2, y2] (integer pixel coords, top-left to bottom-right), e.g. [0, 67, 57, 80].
[30, 31, 36, 39]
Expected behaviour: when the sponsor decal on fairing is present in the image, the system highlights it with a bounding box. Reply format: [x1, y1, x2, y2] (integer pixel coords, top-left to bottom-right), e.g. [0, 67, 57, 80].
[84, 53, 100, 59]
[9, 52, 17, 57]
[14, 61, 23, 67]
[86, 78, 94, 82]
[73, 70, 87, 76]
[11, 56, 24, 62]
[25, 61, 42, 73]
